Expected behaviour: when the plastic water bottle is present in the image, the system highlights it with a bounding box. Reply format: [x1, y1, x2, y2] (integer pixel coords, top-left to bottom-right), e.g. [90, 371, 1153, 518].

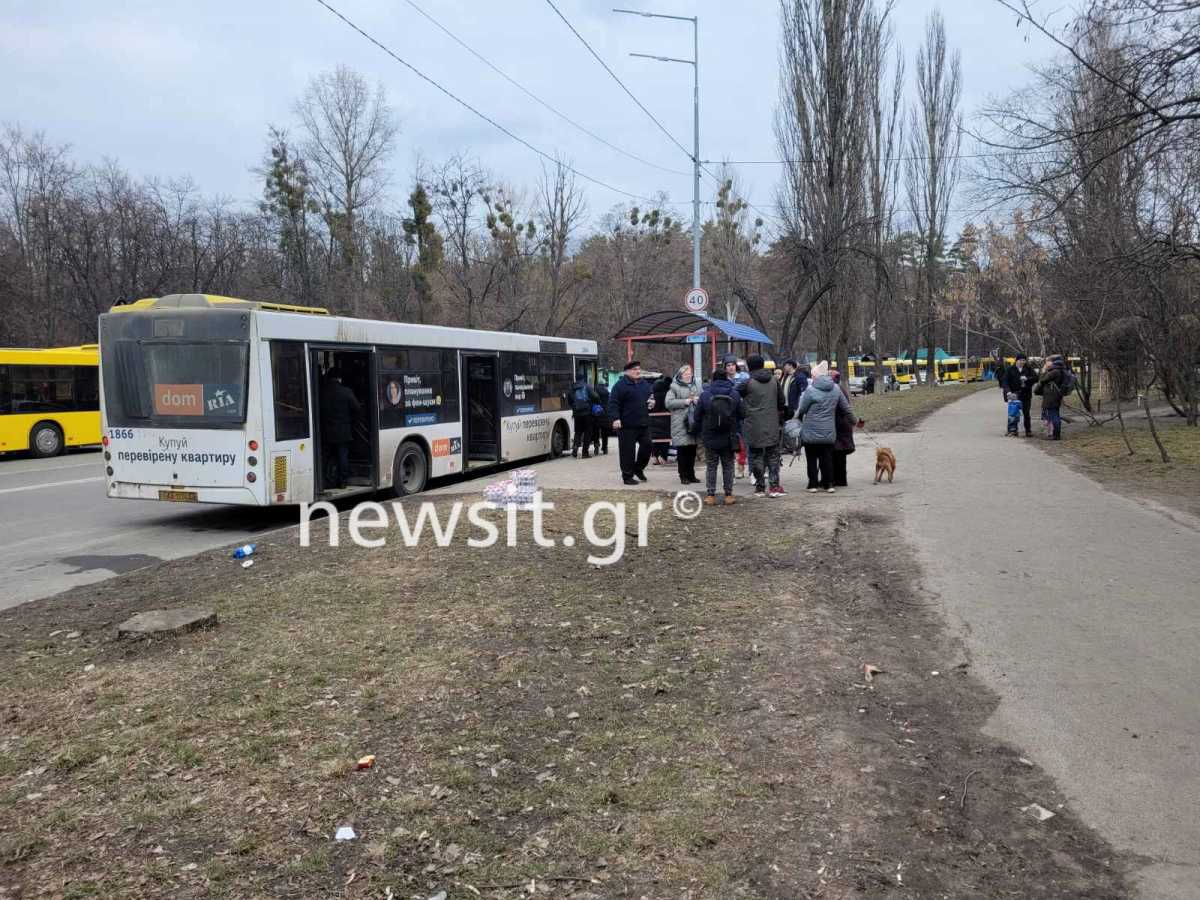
[231, 544, 256, 560]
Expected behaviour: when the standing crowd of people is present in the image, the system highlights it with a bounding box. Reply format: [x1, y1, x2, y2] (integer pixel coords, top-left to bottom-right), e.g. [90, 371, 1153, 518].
[594, 353, 862, 503]
[999, 353, 1076, 441]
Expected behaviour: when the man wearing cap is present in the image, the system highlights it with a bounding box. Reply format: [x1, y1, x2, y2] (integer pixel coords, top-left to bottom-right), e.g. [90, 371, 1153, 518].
[607, 360, 656, 485]
[1003, 353, 1037, 437]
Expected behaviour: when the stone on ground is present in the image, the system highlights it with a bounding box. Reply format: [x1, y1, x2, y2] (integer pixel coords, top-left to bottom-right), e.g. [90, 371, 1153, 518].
[117, 607, 217, 638]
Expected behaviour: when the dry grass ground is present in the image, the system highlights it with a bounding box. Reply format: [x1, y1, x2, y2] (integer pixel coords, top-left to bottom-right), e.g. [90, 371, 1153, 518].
[851, 382, 992, 433]
[1047, 406, 1200, 518]
[0, 488, 1127, 899]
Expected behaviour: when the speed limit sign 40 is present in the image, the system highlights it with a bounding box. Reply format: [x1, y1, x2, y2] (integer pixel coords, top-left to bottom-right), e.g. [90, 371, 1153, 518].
[685, 287, 709, 313]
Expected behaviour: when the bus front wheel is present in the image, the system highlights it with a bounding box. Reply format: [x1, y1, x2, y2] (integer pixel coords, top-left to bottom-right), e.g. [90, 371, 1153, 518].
[29, 422, 64, 459]
[392, 441, 429, 496]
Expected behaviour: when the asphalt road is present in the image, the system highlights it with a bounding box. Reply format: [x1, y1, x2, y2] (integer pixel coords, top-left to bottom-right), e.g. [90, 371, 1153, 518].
[0, 450, 295, 610]
[900, 389, 1200, 899]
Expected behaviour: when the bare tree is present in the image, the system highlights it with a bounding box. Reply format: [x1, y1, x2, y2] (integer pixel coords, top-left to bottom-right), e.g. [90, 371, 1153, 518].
[536, 158, 589, 335]
[773, 0, 885, 360]
[429, 155, 501, 329]
[905, 10, 962, 384]
[295, 65, 398, 311]
[863, 3, 904, 382]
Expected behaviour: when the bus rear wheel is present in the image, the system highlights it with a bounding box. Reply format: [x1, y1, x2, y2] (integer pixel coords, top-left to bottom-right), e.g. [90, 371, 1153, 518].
[392, 441, 429, 496]
[30, 422, 64, 459]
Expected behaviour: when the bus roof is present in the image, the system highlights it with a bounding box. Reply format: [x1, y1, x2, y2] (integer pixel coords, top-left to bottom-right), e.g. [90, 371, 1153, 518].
[110, 294, 330, 316]
[0, 345, 99, 365]
[101, 294, 599, 356]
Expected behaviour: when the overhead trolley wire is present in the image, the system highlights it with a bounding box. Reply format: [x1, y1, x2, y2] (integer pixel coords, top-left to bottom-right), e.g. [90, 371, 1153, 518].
[543, 0, 696, 164]
[314, 0, 680, 207]
[402, 0, 689, 177]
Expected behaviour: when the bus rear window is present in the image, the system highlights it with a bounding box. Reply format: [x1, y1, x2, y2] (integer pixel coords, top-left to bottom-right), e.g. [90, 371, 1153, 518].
[103, 341, 249, 427]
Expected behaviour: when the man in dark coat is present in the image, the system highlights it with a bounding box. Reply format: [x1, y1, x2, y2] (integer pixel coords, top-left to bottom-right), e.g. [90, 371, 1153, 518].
[786, 363, 810, 414]
[694, 366, 744, 505]
[738, 354, 786, 497]
[320, 368, 362, 488]
[1003, 353, 1037, 437]
[608, 360, 656, 485]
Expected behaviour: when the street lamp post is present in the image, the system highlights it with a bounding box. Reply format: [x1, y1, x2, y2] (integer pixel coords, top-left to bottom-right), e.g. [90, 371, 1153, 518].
[614, 8, 703, 383]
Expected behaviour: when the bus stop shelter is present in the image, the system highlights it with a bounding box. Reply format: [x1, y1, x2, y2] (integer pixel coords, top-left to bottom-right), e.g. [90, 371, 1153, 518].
[613, 310, 774, 376]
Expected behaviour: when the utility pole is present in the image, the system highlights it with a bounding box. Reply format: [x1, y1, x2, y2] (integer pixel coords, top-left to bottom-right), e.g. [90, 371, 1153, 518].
[614, 8, 703, 383]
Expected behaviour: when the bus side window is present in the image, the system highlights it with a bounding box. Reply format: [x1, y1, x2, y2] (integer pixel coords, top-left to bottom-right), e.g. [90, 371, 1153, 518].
[0, 365, 9, 414]
[75, 366, 99, 411]
[271, 342, 310, 441]
[440, 350, 459, 422]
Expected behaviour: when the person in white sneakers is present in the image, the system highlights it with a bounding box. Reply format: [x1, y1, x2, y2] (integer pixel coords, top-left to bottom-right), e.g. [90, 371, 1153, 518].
[797, 361, 851, 493]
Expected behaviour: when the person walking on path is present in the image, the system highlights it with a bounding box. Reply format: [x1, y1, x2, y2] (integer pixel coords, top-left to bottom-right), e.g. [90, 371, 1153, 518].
[608, 360, 656, 484]
[319, 368, 362, 489]
[592, 382, 611, 455]
[569, 371, 599, 458]
[650, 373, 673, 465]
[1003, 354, 1037, 437]
[797, 361, 851, 493]
[1034, 356, 1067, 441]
[830, 369, 856, 488]
[695, 366, 743, 506]
[739, 354, 786, 498]
[664, 364, 701, 485]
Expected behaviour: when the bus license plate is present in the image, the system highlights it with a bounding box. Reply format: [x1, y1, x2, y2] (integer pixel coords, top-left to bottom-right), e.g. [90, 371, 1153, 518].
[158, 490, 198, 503]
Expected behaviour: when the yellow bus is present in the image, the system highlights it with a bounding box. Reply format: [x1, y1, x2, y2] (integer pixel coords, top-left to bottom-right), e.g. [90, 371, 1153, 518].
[935, 356, 987, 382]
[883, 358, 917, 385]
[0, 345, 102, 457]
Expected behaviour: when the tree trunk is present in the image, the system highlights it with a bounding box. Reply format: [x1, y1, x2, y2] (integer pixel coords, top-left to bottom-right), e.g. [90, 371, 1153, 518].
[1114, 394, 1135, 456]
[1144, 400, 1170, 463]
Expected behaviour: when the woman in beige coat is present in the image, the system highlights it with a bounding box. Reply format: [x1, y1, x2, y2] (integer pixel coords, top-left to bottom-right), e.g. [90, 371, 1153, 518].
[664, 364, 700, 484]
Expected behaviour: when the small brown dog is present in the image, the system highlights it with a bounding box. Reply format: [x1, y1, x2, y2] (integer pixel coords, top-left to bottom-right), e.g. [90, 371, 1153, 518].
[873, 447, 897, 484]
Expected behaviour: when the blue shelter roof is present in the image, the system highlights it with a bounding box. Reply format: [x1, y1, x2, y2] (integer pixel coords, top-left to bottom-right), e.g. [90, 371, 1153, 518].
[613, 310, 772, 345]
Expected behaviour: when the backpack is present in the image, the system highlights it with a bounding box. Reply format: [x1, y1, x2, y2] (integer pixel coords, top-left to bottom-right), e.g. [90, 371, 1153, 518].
[572, 384, 591, 413]
[591, 403, 604, 416]
[708, 392, 737, 433]
[1060, 368, 1077, 399]
[782, 417, 803, 452]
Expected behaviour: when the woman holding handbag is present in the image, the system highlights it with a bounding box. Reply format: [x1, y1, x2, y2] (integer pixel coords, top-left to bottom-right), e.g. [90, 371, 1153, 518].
[664, 364, 701, 484]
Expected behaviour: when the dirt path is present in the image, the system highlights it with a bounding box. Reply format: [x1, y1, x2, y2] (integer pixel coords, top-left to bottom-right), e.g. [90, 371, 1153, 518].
[898, 388, 1200, 899]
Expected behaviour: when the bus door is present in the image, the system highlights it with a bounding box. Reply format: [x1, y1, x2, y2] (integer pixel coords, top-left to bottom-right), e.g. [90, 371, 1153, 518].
[462, 354, 499, 466]
[309, 346, 378, 497]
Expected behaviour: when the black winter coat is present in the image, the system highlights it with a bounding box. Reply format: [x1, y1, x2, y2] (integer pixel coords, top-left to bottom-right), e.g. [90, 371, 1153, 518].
[320, 380, 361, 444]
[1003, 364, 1036, 400]
[608, 375, 654, 429]
[695, 377, 744, 452]
[833, 403, 857, 453]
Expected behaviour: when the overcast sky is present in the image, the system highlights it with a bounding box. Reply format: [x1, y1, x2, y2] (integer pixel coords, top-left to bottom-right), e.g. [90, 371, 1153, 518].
[1, 0, 1056, 233]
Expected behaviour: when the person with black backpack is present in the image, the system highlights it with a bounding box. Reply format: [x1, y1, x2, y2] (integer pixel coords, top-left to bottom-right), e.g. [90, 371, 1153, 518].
[569, 371, 599, 458]
[694, 366, 744, 506]
[1034, 355, 1073, 441]
[592, 382, 611, 455]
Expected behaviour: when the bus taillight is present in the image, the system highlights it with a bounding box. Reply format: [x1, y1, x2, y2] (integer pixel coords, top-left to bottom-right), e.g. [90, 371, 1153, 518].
[248, 440, 258, 451]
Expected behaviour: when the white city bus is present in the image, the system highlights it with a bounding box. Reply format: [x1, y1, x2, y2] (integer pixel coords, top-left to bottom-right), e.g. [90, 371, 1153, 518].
[98, 294, 598, 505]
